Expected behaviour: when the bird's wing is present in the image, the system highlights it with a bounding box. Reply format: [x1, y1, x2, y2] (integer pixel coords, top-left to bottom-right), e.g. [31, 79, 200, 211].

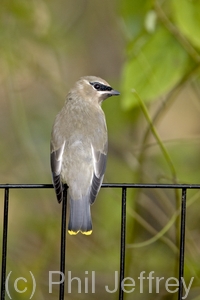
[50, 141, 65, 203]
[90, 141, 107, 204]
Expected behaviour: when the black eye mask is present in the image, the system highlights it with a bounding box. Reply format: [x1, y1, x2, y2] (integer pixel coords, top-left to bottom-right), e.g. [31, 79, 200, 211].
[90, 82, 112, 92]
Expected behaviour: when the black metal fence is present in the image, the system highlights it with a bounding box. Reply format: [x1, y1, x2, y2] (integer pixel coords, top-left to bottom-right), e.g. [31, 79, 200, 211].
[1, 183, 200, 300]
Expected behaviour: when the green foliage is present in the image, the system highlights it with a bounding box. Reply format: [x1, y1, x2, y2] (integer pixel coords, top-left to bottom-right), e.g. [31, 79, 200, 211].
[122, 26, 190, 109]
[119, 1, 200, 299]
[172, 0, 200, 49]
[120, 0, 200, 109]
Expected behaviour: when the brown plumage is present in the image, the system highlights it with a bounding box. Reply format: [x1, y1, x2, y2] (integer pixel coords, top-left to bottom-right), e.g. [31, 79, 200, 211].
[50, 76, 120, 235]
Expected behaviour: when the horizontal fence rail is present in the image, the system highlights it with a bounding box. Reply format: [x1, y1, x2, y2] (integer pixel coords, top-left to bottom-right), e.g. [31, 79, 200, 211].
[1, 183, 200, 300]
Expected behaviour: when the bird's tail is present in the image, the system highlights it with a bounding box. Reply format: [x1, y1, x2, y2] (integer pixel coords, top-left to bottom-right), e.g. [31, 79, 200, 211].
[68, 195, 92, 235]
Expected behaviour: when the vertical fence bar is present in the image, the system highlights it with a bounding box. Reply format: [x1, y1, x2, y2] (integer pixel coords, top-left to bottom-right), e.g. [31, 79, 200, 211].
[178, 188, 187, 300]
[1, 188, 9, 300]
[119, 187, 127, 300]
[59, 186, 68, 300]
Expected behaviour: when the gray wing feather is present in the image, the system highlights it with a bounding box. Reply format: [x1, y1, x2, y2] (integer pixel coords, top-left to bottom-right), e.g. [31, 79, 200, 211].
[50, 141, 65, 203]
[90, 142, 107, 204]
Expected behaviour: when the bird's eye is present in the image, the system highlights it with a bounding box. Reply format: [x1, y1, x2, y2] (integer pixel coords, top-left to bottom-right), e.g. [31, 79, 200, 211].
[94, 84, 100, 90]
[90, 81, 112, 92]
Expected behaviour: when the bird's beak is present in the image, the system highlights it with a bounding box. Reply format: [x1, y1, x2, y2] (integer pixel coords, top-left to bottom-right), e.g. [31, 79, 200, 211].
[110, 89, 120, 96]
[99, 89, 120, 101]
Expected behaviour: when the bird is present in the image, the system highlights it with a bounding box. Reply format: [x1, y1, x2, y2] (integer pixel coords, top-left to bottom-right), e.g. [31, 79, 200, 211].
[50, 76, 120, 235]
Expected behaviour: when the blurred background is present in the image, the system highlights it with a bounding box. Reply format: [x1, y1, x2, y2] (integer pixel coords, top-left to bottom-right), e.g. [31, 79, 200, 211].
[1, 0, 200, 299]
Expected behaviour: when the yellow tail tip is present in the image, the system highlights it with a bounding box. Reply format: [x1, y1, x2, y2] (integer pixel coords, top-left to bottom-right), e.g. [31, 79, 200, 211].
[68, 230, 79, 235]
[68, 230, 92, 236]
[81, 230, 92, 236]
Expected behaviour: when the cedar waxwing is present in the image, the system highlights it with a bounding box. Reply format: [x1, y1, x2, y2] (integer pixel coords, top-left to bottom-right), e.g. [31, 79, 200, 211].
[50, 76, 120, 235]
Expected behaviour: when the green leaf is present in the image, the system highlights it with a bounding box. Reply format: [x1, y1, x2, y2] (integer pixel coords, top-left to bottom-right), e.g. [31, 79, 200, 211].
[171, 0, 200, 50]
[121, 26, 189, 110]
[120, 0, 152, 38]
